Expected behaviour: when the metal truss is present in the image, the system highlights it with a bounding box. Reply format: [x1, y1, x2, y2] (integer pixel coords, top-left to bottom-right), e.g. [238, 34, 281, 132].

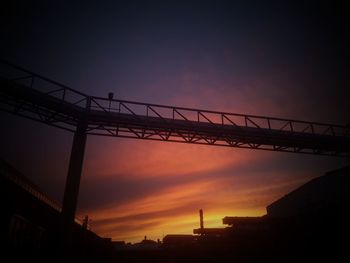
[1, 61, 350, 157]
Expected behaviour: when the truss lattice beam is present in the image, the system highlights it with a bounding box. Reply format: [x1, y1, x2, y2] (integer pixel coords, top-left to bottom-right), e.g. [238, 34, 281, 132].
[1, 61, 349, 157]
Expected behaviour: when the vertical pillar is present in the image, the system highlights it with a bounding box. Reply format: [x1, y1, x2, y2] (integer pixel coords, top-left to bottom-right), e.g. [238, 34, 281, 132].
[62, 120, 87, 223]
[200, 209, 204, 230]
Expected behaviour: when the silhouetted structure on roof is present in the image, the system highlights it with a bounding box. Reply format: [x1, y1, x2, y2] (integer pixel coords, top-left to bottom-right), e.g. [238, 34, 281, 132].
[199, 209, 204, 230]
[132, 236, 160, 250]
[193, 209, 229, 236]
[222, 216, 271, 231]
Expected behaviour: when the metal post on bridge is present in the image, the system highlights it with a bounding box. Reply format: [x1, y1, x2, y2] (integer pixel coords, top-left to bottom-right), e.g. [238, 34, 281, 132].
[60, 98, 90, 260]
[62, 97, 90, 224]
[61, 120, 87, 223]
[60, 120, 87, 260]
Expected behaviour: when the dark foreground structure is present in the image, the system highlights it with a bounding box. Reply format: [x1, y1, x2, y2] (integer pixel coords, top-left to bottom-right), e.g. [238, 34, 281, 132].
[163, 166, 350, 262]
[0, 160, 115, 262]
[1, 159, 349, 262]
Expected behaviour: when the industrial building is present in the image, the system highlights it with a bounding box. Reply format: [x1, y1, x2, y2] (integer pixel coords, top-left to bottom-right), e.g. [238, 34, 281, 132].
[0, 159, 114, 262]
[267, 165, 349, 217]
[162, 165, 350, 261]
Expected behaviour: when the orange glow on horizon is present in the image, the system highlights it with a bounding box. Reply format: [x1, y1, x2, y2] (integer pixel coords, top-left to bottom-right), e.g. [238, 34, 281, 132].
[79, 152, 310, 243]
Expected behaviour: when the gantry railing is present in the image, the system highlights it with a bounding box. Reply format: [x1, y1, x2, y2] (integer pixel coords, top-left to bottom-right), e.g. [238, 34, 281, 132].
[1, 60, 349, 156]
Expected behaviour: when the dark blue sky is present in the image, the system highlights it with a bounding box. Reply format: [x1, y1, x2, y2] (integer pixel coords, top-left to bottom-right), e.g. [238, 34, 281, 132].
[2, 1, 349, 117]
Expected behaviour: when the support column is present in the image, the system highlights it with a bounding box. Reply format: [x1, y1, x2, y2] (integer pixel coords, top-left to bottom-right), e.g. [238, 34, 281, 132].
[199, 209, 204, 230]
[62, 120, 87, 223]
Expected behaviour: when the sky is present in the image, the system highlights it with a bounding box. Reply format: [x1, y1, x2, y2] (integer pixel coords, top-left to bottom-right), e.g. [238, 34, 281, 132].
[1, 1, 350, 243]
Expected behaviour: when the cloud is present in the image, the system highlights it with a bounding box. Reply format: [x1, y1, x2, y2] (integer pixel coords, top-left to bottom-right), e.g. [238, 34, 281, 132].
[83, 138, 247, 179]
[79, 155, 321, 243]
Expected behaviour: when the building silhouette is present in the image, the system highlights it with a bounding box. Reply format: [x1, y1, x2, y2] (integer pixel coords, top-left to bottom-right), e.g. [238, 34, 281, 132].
[0, 159, 114, 262]
[163, 165, 350, 262]
[267, 166, 349, 217]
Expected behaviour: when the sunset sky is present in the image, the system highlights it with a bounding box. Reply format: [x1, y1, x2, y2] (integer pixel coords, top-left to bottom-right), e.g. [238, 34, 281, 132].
[1, 1, 349, 243]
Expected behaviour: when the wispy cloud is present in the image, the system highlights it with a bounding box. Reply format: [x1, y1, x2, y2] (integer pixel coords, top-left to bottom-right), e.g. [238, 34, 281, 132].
[79, 155, 315, 243]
